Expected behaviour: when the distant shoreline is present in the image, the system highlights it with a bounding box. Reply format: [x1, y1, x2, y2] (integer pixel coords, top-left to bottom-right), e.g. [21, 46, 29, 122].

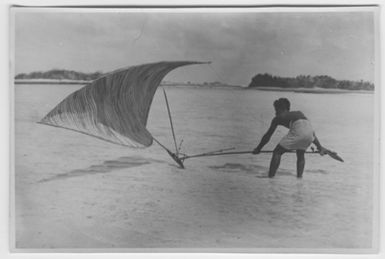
[248, 86, 374, 94]
[14, 79, 243, 88]
[14, 80, 373, 94]
[14, 79, 90, 85]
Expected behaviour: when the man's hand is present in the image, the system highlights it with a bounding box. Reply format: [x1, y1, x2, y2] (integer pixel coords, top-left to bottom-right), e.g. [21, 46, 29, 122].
[252, 147, 261, 154]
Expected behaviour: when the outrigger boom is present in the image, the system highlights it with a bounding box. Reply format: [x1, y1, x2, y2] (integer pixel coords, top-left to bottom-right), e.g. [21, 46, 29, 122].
[179, 148, 344, 165]
[158, 147, 343, 169]
[156, 142, 343, 169]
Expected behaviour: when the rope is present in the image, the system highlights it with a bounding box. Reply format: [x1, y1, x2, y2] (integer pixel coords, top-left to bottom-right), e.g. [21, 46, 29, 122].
[152, 137, 185, 169]
[152, 137, 173, 153]
[207, 63, 226, 83]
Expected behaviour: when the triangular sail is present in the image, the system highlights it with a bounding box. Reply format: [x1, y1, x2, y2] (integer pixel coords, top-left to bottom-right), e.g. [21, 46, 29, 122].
[40, 61, 207, 148]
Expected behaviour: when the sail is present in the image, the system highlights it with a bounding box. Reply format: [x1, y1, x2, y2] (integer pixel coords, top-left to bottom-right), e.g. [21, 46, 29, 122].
[40, 61, 207, 148]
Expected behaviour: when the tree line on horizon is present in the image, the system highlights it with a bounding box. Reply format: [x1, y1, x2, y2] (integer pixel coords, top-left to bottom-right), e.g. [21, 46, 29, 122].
[15, 69, 374, 91]
[15, 69, 103, 81]
[248, 73, 374, 91]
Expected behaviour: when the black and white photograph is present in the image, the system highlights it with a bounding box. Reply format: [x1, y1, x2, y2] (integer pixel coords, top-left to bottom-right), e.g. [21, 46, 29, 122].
[10, 4, 380, 253]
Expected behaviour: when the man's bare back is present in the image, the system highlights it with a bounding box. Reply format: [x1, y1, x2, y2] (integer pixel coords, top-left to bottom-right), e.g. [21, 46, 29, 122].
[273, 110, 308, 129]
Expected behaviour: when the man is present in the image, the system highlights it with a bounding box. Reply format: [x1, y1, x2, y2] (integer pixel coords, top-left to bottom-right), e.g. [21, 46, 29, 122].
[253, 98, 327, 178]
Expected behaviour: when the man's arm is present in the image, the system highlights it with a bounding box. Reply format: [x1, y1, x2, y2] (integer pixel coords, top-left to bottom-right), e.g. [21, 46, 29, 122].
[253, 118, 278, 154]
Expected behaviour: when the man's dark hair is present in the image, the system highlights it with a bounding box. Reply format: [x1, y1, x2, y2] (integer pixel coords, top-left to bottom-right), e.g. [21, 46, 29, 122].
[274, 98, 290, 110]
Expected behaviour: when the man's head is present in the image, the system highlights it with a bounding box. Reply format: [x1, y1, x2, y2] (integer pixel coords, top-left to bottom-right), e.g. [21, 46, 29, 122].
[274, 98, 290, 116]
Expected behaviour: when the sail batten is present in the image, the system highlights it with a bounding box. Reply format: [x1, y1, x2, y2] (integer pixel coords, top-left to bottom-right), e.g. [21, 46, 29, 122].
[40, 61, 207, 147]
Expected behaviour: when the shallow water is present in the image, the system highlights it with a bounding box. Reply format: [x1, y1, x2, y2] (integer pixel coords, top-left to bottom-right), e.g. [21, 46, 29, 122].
[14, 84, 376, 249]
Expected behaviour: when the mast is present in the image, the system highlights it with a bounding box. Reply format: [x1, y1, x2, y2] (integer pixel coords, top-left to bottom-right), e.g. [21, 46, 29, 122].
[162, 88, 179, 155]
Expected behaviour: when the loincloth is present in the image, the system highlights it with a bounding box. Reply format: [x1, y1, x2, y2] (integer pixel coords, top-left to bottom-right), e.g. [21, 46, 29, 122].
[279, 119, 314, 151]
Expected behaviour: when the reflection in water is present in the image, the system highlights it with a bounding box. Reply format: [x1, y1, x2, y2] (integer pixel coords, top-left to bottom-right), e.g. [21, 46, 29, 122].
[38, 156, 162, 183]
[210, 162, 329, 178]
[294, 181, 305, 204]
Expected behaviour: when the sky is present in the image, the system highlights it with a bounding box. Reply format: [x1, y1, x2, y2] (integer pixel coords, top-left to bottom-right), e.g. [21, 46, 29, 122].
[13, 8, 376, 86]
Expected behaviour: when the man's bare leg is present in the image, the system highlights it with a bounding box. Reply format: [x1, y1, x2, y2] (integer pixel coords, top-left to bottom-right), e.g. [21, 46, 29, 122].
[296, 149, 305, 178]
[268, 145, 287, 178]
